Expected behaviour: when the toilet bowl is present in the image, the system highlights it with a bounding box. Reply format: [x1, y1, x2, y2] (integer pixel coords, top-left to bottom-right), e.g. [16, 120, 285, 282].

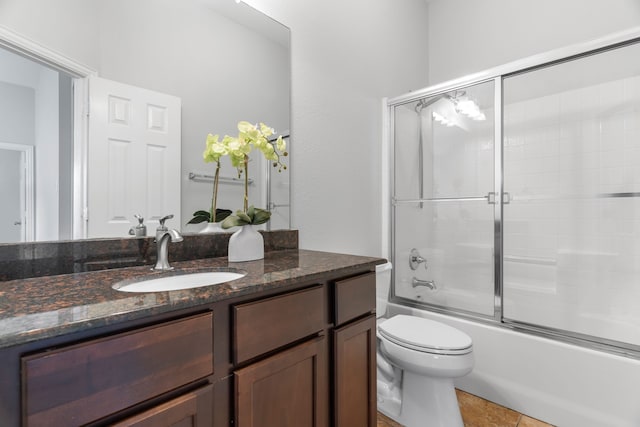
[376, 262, 474, 427]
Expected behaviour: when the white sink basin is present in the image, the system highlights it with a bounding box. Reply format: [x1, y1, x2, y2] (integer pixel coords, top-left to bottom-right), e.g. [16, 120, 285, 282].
[113, 270, 246, 293]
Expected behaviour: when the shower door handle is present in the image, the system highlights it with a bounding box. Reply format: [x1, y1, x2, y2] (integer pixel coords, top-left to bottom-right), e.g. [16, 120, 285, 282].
[487, 192, 511, 204]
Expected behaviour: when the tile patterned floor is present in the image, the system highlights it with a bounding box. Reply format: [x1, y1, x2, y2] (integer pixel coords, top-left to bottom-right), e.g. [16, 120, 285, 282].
[377, 389, 555, 427]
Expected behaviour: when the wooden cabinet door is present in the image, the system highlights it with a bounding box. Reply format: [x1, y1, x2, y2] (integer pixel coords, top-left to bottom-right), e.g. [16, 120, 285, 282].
[333, 314, 376, 427]
[235, 336, 328, 427]
[112, 384, 213, 427]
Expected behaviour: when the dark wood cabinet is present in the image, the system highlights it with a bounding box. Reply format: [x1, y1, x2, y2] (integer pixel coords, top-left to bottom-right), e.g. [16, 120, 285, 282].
[233, 285, 325, 364]
[333, 272, 376, 325]
[232, 273, 376, 427]
[235, 336, 328, 427]
[112, 384, 214, 427]
[232, 285, 328, 426]
[333, 314, 377, 427]
[332, 273, 377, 427]
[21, 312, 214, 427]
[11, 267, 378, 427]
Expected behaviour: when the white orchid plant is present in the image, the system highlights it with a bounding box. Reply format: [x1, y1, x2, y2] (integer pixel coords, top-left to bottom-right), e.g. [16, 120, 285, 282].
[189, 121, 287, 228]
[187, 134, 234, 225]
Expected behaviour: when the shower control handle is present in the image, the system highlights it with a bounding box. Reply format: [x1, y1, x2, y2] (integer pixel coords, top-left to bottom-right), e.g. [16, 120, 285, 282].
[409, 248, 427, 270]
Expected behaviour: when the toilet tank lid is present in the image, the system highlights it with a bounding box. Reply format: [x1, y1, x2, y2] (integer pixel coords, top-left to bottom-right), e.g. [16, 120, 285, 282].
[376, 262, 392, 273]
[378, 315, 472, 352]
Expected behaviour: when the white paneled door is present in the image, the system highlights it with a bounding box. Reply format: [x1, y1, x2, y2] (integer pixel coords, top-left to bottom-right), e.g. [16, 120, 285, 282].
[87, 77, 181, 238]
[0, 142, 33, 243]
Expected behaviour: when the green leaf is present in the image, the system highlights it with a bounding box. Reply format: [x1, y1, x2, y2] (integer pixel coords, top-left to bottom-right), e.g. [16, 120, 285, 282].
[188, 208, 234, 224]
[237, 211, 252, 223]
[221, 215, 246, 229]
[187, 210, 210, 224]
[247, 205, 255, 221]
[220, 206, 272, 228]
[214, 208, 232, 222]
[252, 208, 271, 225]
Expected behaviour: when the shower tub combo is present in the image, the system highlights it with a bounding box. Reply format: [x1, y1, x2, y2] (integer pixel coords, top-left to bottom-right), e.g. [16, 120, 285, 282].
[383, 27, 640, 427]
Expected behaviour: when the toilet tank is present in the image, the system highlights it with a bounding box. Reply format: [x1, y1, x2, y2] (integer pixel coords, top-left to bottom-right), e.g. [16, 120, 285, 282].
[375, 262, 393, 318]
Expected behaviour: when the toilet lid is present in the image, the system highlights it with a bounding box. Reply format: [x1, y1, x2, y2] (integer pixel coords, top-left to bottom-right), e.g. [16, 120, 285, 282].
[378, 315, 473, 355]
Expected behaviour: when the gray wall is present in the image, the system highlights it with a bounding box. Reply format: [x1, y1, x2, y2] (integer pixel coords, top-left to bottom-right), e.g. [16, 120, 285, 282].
[0, 81, 34, 145]
[0, 82, 34, 243]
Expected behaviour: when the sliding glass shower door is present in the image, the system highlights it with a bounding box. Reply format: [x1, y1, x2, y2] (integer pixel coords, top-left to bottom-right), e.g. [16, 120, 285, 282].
[389, 32, 640, 356]
[502, 41, 640, 348]
[392, 80, 497, 317]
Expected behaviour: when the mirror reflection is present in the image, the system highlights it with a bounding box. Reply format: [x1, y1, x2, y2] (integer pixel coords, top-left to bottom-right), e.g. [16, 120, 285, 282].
[0, 0, 291, 243]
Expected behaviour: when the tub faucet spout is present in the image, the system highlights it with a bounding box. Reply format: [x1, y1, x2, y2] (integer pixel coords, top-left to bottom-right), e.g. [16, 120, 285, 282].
[412, 277, 436, 290]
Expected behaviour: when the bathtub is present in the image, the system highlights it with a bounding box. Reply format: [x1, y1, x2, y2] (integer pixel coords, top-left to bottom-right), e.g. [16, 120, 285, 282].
[386, 301, 640, 427]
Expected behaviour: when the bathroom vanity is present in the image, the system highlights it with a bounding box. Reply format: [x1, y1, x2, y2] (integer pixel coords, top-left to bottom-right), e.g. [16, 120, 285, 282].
[0, 245, 383, 426]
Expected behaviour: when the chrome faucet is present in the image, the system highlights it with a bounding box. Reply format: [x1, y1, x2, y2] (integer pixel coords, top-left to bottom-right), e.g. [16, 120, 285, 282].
[153, 229, 183, 271]
[153, 213, 182, 271]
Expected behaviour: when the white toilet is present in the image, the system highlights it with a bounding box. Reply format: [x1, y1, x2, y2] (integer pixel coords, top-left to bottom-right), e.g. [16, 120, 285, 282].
[376, 262, 474, 427]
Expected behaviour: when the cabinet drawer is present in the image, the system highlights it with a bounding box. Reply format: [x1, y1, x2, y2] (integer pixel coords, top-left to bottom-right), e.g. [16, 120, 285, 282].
[234, 285, 324, 364]
[22, 312, 213, 427]
[334, 272, 375, 326]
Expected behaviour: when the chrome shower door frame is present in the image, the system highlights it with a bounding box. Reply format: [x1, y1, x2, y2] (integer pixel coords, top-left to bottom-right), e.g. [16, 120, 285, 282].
[384, 26, 640, 358]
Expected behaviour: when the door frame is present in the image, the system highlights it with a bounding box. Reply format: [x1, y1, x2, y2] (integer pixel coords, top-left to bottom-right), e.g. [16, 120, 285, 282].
[0, 25, 96, 239]
[0, 141, 34, 241]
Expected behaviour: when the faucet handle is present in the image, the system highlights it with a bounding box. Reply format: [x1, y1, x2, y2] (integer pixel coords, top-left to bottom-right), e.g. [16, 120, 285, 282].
[158, 214, 174, 228]
[156, 214, 174, 241]
[409, 248, 427, 270]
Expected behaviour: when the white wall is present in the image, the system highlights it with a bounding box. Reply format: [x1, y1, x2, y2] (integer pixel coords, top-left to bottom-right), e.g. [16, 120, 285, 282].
[242, 0, 430, 256]
[0, 0, 100, 70]
[427, 0, 640, 85]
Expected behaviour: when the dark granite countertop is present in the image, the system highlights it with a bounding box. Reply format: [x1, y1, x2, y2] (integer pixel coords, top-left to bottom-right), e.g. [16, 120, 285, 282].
[0, 249, 385, 349]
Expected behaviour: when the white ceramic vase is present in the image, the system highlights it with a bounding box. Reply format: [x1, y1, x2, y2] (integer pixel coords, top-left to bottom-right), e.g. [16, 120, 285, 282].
[228, 225, 264, 262]
[199, 222, 225, 233]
